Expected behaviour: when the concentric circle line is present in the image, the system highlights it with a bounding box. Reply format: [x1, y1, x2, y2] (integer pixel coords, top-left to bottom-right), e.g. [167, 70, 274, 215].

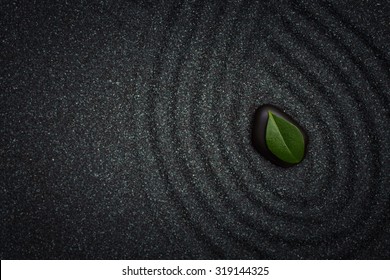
[290, 0, 390, 107]
[284, 0, 388, 246]
[135, 0, 226, 257]
[255, 9, 386, 256]
[177, 0, 268, 257]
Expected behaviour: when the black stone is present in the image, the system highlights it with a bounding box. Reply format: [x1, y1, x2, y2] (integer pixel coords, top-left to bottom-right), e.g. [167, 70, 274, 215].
[252, 104, 308, 167]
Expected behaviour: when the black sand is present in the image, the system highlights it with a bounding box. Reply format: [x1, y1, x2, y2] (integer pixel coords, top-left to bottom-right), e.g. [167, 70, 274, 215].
[1, 0, 390, 259]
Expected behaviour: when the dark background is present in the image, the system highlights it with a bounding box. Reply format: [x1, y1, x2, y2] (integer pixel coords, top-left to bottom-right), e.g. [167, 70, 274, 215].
[1, 0, 389, 259]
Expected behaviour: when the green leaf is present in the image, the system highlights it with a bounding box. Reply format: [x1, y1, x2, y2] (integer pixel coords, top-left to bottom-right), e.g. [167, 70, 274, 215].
[266, 111, 305, 164]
